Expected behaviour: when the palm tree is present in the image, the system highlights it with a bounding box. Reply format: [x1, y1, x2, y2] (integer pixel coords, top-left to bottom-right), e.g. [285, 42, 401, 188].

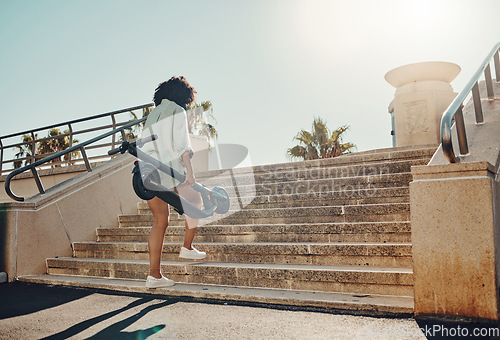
[187, 101, 218, 144]
[14, 134, 37, 168]
[36, 129, 79, 167]
[287, 117, 356, 161]
[123, 106, 151, 141]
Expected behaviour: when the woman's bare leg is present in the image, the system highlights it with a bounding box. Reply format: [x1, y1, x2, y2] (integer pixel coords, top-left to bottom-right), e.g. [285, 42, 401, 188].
[183, 219, 198, 249]
[177, 186, 202, 249]
[147, 196, 170, 278]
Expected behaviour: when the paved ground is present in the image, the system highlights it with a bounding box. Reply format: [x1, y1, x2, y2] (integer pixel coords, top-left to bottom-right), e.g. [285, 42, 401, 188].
[0, 282, 498, 339]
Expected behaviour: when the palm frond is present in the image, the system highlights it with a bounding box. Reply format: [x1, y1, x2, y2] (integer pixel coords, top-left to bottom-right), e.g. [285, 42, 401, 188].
[331, 125, 350, 142]
[294, 130, 314, 145]
[340, 142, 356, 154]
[287, 145, 306, 159]
[288, 118, 355, 161]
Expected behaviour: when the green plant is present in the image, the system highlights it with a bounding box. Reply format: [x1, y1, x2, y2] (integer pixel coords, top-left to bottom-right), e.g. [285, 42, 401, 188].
[36, 129, 79, 166]
[14, 134, 37, 168]
[122, 107, 151, 141]
[287, 117, 355, 160]
[186, 101, 218, 144]
[14, 129, 80, 169]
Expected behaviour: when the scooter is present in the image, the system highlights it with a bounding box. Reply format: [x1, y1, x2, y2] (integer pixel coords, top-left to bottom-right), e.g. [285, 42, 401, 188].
[108, 135, 230, 219]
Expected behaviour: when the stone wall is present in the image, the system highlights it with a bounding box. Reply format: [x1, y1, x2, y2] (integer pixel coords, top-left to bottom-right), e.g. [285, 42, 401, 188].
[0, 154, 139, 281]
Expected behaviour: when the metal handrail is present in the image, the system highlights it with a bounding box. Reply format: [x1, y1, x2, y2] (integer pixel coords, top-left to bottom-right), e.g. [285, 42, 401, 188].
[441, 42, 500, 163]
[0, 104, 152, 140]
[4, 115, 149, 202]
[0, 104, 153, 173]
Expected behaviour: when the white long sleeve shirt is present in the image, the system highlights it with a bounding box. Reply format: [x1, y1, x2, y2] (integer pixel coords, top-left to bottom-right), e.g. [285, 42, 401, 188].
[140, 99, 193, 189]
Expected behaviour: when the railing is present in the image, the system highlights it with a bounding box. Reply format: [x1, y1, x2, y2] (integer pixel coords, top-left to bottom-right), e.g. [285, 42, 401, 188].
[441, 42, 500, 163]
[0, 104, 153, 175]
[3, 104, 153, 202]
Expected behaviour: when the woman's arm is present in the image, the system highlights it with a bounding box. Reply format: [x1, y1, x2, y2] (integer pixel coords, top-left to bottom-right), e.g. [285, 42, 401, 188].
[172, 110, 195, 186]
[181, 150, 196, 186]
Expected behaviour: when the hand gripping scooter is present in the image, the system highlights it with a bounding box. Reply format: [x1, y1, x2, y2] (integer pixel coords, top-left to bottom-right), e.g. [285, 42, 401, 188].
[108, 135, 230, 219]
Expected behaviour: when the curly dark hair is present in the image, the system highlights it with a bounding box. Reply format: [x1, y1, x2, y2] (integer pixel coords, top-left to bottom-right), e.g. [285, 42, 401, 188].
[153, 76, 197, 109]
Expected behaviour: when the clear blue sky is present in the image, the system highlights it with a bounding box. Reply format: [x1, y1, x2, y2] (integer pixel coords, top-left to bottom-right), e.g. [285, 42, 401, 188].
[1, 0, 499, 166]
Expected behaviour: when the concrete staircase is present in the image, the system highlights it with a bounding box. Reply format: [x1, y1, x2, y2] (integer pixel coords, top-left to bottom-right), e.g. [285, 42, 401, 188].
[19, 145, 437, 316]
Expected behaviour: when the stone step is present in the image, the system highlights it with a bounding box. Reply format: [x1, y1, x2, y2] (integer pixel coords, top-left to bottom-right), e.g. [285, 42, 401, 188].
[218, 203, 410, 221]
[194, 146, 436, 180]
[44, 258, 414, 296]
[195, 159, 428, 187]
[136, 186, 411, 215]
[146, 171, 412, 202]
[97, 222, 411, 243]
[73, 241, 412, 267]
[119, 203, 410, 227]
[17, 274, 414, 316]
[130, 174, 412, 214]
[218, 172, 413, 197]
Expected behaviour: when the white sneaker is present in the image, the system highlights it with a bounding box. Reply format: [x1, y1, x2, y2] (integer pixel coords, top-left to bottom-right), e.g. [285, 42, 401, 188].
[145, 275, 175, 288]
[179, 246, 206, 260]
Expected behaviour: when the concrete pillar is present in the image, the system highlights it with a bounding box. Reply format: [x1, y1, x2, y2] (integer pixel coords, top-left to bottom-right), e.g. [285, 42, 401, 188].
[410, 162, 500, 321]
[189, 134, 209, 174]
[385, 62, 461, 147]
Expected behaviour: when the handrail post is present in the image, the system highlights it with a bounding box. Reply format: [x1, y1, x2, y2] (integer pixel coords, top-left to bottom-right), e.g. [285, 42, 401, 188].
[80, 146, 92, 172]
[472, 82, 484, 123]
[0, 138, 3, 173]
[441, 113, 457, 163]
[31, 167, 45, 194]
[494, 50, 500, 82]
[30, 132, 36, 165]
[67, 123, 73, 166]
[455, 106, 469, 156]
[111, 114, 117, 149]
[120, 129, 127, 142]
[485, 64, 495, 99]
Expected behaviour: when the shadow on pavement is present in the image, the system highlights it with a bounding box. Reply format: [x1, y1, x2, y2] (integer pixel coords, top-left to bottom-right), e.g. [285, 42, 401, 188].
[42, 297, 173, 340]
[1, 281, 177, 339]
[0, 281, 93, 320]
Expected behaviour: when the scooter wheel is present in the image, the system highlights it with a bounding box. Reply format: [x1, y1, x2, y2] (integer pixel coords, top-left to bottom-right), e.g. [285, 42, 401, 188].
[212, 186, 230, 214]
[132, 163, 160, 201]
